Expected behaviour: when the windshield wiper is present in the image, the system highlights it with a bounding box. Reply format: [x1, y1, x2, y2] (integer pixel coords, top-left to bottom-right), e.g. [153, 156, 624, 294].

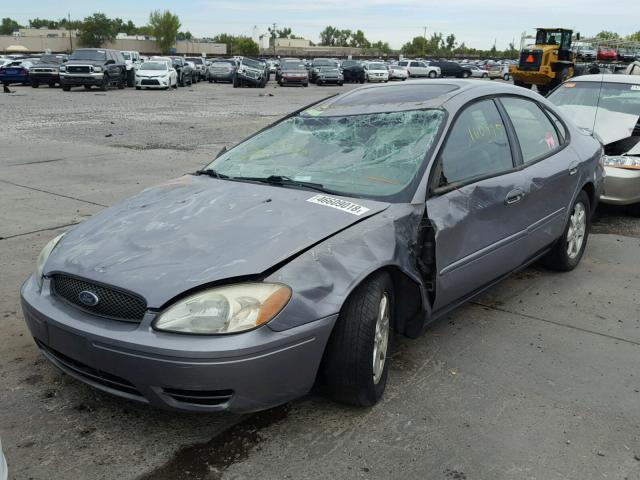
[195, 168, 230, 179]
[233, 175, 336, 194]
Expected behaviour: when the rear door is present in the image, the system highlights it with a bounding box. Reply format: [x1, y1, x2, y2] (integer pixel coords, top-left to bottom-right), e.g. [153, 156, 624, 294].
[413, 61, 428, 76]
[497, 96, 579, 253]
[426, 99, 532, 310]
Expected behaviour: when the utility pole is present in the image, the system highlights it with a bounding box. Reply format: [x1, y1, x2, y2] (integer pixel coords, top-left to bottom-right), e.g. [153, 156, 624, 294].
[422, 26, 427, 58]
[271, 22, 277, 58]
[68, 13, 73, 52]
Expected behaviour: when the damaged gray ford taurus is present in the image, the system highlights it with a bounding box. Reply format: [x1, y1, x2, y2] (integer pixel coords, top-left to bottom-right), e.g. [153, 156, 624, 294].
[21, 81, 604, 412]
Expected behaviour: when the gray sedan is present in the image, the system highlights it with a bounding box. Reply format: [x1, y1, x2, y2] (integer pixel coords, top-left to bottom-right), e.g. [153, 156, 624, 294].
[21, 81, 604, 412]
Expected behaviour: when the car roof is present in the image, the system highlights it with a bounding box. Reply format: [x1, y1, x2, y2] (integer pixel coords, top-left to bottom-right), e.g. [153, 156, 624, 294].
[569, 74, 640, 85]
[306, 80, 532, 116]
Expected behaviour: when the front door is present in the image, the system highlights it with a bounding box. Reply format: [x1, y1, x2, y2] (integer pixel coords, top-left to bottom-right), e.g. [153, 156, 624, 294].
[426, 99, 531, 311]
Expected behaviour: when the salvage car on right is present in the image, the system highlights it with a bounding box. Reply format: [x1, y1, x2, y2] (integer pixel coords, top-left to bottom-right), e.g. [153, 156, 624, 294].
[548, 75, 640, 214]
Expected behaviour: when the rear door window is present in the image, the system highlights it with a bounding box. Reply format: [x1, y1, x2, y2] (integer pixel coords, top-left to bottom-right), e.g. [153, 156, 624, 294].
[501, 97, 561, 163]
[437, 99, 514, 186]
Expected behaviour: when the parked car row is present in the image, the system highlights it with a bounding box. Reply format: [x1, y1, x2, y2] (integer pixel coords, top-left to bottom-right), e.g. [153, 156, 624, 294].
[0, 49, 211, 91]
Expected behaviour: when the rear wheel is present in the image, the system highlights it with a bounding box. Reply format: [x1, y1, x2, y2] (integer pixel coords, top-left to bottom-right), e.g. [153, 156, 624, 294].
[62, 85, 71, 91]
[31, 81, 39, 88]
[324, 272, 394, 406]
[482, 72, 488, 78]
[48, 81, 56, 87]
[135, 86, 141, 90]
[179, 74, 185, 87]
[542, 190, 590, 271]
[503, 73, 510, 81]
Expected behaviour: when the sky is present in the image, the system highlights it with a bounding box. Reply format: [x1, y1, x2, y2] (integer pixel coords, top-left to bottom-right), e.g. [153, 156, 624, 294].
[6, 0, 639, 50]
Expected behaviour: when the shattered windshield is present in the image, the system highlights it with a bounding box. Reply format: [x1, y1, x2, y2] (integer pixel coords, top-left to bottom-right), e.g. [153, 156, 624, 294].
[206, 109, 444, 200]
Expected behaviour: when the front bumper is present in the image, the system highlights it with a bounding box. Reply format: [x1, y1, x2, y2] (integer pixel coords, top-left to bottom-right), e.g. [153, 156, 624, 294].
[281, 75, 308, 84]
[368, 75, 389, 82]
[30, 73, 59, 83]
[601, 166, 640, 205]
[210, 72, 234, 81]
[60, 72, 104, 86]
[21, 274, 336, 412]
[135, 76, 172, 88]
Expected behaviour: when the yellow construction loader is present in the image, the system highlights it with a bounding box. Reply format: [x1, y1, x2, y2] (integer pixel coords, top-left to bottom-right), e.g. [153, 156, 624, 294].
[510, 28, 576, 95]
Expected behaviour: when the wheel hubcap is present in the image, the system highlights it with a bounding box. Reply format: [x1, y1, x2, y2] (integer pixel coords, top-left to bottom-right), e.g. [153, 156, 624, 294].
[372, 293, 390, 385]
[567, 202, 586, 259]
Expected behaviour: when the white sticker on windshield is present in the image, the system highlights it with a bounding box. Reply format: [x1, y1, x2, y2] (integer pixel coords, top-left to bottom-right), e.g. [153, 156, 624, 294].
[307, 195, 370, 216]
[631, 85, 640, 91]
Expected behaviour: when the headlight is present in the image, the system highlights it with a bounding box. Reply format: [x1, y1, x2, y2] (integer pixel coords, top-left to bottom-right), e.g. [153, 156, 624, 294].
[59, 65, 66, 72]
[93, 66, 102, 73]
[36, 233, 65, 289]
[602, 155, 640, 170]
[153, 283, 291, 334]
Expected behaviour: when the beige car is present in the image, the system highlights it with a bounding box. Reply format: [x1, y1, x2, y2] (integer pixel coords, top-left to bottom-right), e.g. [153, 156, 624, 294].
[548, 74, 640, 214]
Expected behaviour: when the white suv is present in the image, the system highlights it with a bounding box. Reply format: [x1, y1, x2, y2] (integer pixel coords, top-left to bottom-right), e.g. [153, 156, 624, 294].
[364, 62, 389, 82]
[397, 60, 440, 78]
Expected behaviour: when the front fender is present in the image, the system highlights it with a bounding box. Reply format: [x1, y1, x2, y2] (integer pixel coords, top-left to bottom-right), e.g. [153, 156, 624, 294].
[265, 203, 430, 332]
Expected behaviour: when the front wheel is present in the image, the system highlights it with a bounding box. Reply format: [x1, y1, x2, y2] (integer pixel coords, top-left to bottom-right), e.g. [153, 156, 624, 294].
[62, 85, 71, 92]
[323, 272, 394, 406]
[99, 75, 109, 91]
[461, 71, 470, 78]
[428, 71, 436, 78]
[482, 73, 488, 78]
[541, 190, 590, 271]
[31, 81, 39, 88]
[503, 74, 510, 81]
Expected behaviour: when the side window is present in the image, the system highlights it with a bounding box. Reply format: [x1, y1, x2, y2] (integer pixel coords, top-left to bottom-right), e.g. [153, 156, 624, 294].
[438, 100, 514, 186]
[544, 108, 567, 143]
[416, 62, 426, 68]
[501, 97, 561, 163]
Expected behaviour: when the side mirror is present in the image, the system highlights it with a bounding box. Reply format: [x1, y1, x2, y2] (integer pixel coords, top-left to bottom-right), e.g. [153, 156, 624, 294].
[216, 146, 227, 158]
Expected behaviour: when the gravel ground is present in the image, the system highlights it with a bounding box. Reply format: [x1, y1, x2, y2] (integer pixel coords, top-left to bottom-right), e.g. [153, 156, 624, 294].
[0, 78, 639, 480]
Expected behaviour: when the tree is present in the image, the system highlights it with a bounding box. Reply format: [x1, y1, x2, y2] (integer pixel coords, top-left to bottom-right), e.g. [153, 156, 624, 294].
[369, 41, 391, 55]
[232, 36, 259, 56]
[444, 33, 456, 52]
[213, 33, 236, 46]
[29, 18, 59, 29]
[177, 31, 192, 41]
[0, 17, 22, 35]
[320, 26, 338, 46]
[149, 10, 181, 53]
[78, 13, 117, 48]
[628, 31, 640, 42]
[350, 30, 370, 48]
[595, 30, 619, 40]
[401, 36, 429, 56]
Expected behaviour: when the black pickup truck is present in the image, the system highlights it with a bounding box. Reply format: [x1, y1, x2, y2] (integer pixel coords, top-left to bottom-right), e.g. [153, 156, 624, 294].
[59, 48, 127, 91]
[29, 54, 68, 87]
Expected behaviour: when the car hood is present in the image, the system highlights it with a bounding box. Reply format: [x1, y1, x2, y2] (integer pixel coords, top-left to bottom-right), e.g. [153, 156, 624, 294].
[45, 176, 389, 308]
[558, 105, 639, 145]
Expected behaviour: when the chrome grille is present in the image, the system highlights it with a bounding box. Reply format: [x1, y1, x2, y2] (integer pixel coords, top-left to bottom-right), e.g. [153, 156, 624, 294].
[51, 274, 146, 322]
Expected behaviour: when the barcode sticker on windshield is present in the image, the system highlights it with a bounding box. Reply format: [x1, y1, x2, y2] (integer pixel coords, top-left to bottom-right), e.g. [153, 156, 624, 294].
[631, 85, 640, 91]
[307, 195, 370, 216]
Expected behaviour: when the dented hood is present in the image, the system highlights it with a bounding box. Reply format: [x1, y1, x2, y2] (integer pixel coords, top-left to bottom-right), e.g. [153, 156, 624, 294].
[44, 175, 388, 308]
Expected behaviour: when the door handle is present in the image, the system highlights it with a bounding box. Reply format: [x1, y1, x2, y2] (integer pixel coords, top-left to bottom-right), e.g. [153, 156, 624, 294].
[568, 162, 579, 176]
[505, 189, 525, 205]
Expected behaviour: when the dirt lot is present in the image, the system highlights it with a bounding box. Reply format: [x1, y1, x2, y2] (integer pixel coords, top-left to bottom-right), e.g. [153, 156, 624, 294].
[1, 79, 639, 480]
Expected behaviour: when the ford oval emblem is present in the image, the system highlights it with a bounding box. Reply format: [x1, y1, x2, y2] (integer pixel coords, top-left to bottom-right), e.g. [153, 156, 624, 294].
[78, 290, 99, 307]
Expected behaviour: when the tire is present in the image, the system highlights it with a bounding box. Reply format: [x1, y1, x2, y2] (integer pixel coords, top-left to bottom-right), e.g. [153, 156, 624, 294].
[323, 272, 394, 407]
[401, 78, 406, 81]
[317, 81, 323, 86]
[188, 76, 193, 86]
[48, 81, 56, 88]
[31, 82, 39, 88]
[461, 71, 470, 78]
[84, 85, 92, 90]
[179, 75, 185, 87]
[99, 75, 108, 91]
[428, 71, 436, 78]
[62, 85, 71, 92]
[482, 73, 488, 78]
[541, 190, 590, 271]
[135, 86, 141, 90]
[303, 82, 308, 87]
[126, 70, 135, 87]
[117, 76, 125, 89]
[232, 76, 239, 88]
[503, 74, 510, 81]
